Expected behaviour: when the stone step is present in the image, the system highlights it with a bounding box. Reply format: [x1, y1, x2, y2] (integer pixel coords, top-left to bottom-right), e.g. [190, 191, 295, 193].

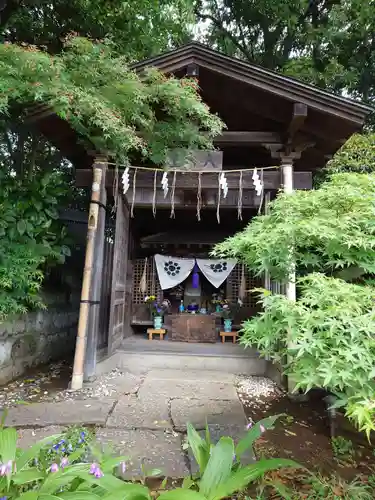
[97, 338, 270, 378]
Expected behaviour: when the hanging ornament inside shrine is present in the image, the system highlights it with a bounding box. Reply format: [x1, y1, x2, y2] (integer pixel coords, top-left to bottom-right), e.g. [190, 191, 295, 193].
[122, 167, 130, 194]
[161, 171, 169, 198]
[192, 263, 200, 288]
[252, 168, 263, 196]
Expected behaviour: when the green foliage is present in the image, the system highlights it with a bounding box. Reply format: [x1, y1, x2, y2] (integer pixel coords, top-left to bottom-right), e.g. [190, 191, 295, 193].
[0, 425, 149, 500]
[2, 0, 194, 62]
[42, 426, 94, 466]
[0, 168, 70, 318]
[0, 36, 223, 165]
[239, 274, 375, 437]
[305, 473, 372, 500]
[331, 436, 354, 460]
[0, 419, 301, 499]
[176, 416, 301, 500]
[325, 133, 375, 175]
[196, 0, 375, 105]
[212, 173, 375, 281]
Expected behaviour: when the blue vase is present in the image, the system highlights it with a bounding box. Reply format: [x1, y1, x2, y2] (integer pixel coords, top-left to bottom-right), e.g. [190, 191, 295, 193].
[153, 316, 163, 329]
[224, 318, 232, 333]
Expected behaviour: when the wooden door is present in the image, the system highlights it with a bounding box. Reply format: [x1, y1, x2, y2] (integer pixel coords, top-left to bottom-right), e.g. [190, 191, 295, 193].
[108, 195, 129, 353]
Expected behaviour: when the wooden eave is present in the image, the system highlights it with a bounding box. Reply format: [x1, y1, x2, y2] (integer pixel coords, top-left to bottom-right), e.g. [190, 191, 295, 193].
[132, 42, 372, 126]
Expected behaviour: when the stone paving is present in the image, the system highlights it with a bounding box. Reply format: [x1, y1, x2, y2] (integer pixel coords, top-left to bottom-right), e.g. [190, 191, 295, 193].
[3, 368, 251, 477]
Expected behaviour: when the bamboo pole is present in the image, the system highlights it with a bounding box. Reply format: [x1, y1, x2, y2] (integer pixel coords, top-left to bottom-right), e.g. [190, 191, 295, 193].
[282, 156, 297, 394]
[71, 158, 107, 390]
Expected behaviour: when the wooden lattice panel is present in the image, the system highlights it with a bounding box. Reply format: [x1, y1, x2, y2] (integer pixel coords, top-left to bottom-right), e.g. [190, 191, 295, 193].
[132, 257, 162, 304]
[226, 264, 261, 308]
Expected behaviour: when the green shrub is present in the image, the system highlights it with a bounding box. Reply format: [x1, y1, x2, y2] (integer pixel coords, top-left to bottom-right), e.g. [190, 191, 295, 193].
[212, 173, 375, 281]
[239, 274, 375, 437]
[0, 169, 71, 318]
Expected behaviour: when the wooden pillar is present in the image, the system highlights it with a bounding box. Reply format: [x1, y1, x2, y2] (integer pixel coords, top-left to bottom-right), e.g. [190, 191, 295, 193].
[84, 183, 107, 381]
[71, 157, 107, 390]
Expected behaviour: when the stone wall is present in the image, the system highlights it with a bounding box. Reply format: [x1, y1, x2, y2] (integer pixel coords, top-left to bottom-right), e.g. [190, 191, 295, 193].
[0, 296, 79, 385]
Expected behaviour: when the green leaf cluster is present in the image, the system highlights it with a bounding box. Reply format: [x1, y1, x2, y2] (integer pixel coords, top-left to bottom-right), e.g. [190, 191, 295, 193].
[0, 36, 223, 165]
[239, 274, 375, 437]
[166, 417, 301, 500]
[0, 417, 300, 499]
[325, 133, 375, 175]
[0, 168, 70, 318]
[212, 173, 375, 281]
[197, 0, 375, 106]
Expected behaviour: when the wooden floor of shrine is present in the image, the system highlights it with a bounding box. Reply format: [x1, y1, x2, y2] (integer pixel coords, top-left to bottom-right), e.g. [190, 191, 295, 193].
[120, 334, 256, 356]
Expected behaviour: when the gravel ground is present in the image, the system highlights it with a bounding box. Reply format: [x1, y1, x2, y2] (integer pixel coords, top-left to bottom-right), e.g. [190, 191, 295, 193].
[235, 375, 284, 422]
[0, 362, 137, 408]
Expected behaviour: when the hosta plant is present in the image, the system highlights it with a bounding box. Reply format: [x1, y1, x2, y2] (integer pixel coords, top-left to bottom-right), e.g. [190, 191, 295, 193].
[157, 415, 302, 500]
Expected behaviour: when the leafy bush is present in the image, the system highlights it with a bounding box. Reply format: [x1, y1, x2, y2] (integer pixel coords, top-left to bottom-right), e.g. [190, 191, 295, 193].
[212, 173, 375, 281]
[0, 169, 71, 318]
[240, 274, 375, 437]
[325, 133, 375, 175]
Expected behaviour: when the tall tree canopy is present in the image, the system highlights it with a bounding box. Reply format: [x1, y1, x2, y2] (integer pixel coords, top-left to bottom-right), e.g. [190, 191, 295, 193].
[1, 0, 194, 60]
[195, 0, 375, 104]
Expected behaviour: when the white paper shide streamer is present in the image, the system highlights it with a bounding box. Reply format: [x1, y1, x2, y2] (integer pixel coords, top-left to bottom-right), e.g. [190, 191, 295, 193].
[122, 167, 130, 194]
[219, 172, 228, 198]
[252, 168, 263, 196]
[161, 172, 169, 198]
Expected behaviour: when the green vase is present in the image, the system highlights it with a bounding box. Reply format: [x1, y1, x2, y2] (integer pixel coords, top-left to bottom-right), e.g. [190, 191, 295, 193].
[224, 318, 232, 332]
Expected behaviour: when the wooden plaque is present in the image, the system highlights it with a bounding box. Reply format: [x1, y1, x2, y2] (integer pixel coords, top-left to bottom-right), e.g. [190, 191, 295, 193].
[166, 149, 223, 171]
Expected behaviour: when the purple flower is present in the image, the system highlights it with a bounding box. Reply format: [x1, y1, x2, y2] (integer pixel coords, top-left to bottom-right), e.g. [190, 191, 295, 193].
[260, 424, 266, 434]
[60, 457, 69, 469]
[90, 463, 99, 475]
[50, 463, 59, 473]
[232, 454, 236, 462]
[120, 461, 126, 474]
[94, 468, 104, 479]
[0, 496, 7, 500]
[0, 464, 7, 476]
[246, 421, 253, 430]
[5, 461, 12, 474]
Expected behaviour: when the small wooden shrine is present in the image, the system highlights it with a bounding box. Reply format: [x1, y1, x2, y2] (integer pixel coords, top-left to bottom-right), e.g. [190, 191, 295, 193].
[28, 43, 371, 386]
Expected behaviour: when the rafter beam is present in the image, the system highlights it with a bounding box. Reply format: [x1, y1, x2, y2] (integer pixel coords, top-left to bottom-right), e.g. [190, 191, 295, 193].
[214, 131, 281, 145]
[285, 103, 308, 149]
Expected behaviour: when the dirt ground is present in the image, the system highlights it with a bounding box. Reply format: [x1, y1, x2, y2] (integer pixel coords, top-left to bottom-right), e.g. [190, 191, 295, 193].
[239, 385, 375, 492]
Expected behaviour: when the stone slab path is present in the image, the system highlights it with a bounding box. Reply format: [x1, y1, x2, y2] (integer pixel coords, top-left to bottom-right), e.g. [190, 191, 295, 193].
[3, 369, 251, 477]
